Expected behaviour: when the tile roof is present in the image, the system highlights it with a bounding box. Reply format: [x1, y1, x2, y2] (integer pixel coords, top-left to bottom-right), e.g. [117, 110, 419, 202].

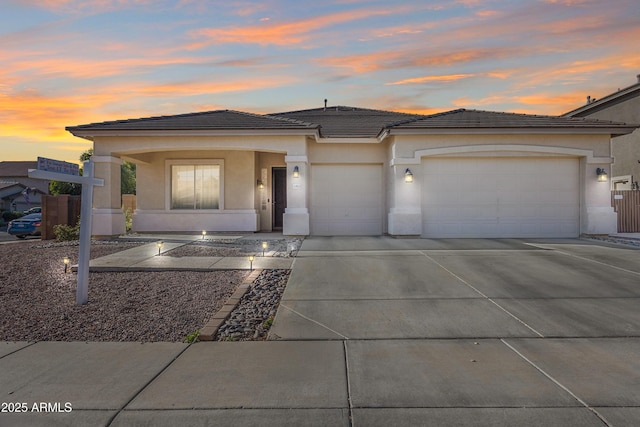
[269, 106, 424, 138]
[66, 106, 637, 139]
[0, 161, 38, 177]
[66, 110, 317, 132]
[391, 109, 636, 132]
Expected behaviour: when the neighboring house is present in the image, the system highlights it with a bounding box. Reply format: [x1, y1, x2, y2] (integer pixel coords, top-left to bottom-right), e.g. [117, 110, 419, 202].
[0, 161, 49, 212]
[563, 75, 640, 190]
[66, 106, 635, 238]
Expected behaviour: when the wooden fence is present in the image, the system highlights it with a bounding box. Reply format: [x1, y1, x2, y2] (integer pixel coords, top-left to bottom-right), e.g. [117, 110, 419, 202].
[611, 190, 640, 233]
[122, 194, 136, 213]
[41, 195, 81, 240]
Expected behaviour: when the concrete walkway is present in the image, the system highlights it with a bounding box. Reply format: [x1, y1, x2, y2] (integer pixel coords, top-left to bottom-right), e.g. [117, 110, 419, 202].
[86, 236, 293, 271]
[2, 236, 640, 426]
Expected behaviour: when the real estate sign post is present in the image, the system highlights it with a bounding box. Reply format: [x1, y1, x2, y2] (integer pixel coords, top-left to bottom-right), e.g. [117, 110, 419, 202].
[29, 159, 104, 305]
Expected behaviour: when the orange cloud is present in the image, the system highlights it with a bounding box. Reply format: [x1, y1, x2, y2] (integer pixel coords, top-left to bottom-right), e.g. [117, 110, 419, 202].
[6, 54, 216, 79]
[452, 90, 613, 115]
[0, 74, 295, 149]
[321, 46, 521, 74]
[387, 73, 476, 86]
[189, 8, 395, 47]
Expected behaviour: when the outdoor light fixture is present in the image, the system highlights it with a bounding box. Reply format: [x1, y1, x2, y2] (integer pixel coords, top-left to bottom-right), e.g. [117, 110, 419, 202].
[63, 257, 70, 273]
[404, 168, 414, 183]
[202, 230, 207, 239]
[262, 241, 268, 257]
[157, 241, 163, 255]
[596, 168, 608, 182]
[257, 179, 264, 189]
[248, 255, 255, 271]
[293, 166, 300, 178]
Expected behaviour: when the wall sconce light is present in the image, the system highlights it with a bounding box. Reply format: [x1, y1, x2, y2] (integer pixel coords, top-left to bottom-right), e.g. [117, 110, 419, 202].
[257, 179, 264, 189]
[596, 168, 608, 182]
[248, 255, 255, 271]
[157, 241, 163, 255]
[262, 241, 268, 257]
[293, 166, 300, 178]
[202, 230, 207, 239]
[63, 256, 70, 273]
[404, 168, 414, 183]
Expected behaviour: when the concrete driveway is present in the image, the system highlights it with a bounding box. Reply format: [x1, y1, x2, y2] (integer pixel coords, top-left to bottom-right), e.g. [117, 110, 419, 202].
[269, 237, 640, 426]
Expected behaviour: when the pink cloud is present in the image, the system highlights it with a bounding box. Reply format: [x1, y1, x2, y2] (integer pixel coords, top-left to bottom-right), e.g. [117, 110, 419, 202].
[22, 0, 155, 13]
[188, 8, 395, 47]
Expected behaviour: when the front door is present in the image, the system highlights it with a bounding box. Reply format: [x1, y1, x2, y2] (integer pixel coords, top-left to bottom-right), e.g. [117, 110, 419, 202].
[272, 167, 287, 230]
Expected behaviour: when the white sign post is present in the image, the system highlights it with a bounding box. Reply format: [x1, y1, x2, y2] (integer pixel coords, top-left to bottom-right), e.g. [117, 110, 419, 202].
[29, 159, 104, 305]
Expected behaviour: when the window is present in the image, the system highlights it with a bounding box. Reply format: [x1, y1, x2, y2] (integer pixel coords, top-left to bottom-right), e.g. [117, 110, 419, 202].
[170, 163, 221, 209]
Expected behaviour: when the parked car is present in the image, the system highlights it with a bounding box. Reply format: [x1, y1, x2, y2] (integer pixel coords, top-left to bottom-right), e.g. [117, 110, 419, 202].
[7, 213, 42, 239]
[23, 207, 41, 214]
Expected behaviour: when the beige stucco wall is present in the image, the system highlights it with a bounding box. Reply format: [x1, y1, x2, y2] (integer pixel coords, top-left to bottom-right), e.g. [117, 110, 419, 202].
[391, 133, 611, 159]
[307, 140, 387, 163]
[93, 134, 306, 158]
[575, 97, 640, 181]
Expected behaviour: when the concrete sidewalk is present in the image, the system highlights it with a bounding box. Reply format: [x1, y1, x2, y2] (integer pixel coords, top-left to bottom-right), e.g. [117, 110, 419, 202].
[2, 236, 640, 426]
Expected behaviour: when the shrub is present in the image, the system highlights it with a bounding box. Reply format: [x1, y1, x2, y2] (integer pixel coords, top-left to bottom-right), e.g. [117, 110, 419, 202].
[2, 211, 24, 222]
[124, 208, 133, 232]
[53, 221, 81, 242]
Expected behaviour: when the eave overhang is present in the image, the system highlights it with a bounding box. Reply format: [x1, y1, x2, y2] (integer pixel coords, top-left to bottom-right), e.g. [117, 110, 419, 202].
[66, 127, 319, 141]
[388, 126, 638, 137]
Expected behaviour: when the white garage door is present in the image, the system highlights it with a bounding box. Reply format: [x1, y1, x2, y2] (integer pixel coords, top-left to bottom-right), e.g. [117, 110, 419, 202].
[422, 157, 579, 238]
[310, 164, 383, 235]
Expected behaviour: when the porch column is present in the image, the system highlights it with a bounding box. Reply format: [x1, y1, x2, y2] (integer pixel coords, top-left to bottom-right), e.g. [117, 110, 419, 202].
[283, 155, 309, 236]
[91, 155, 126, 236]
[388, 160, 422, 236]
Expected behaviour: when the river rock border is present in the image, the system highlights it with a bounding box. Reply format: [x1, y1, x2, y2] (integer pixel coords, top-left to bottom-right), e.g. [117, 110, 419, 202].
[199, 269, 263, 340]
[199, 269, 291, 341]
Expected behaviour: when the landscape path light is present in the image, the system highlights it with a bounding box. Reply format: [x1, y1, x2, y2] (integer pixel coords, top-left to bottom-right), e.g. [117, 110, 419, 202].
[157, 241, 163, 255]
[262, 241, 268, 257]
[202, 230, 207, 239]
[63, 257, 70, 273]
[248, 255, 255, 271]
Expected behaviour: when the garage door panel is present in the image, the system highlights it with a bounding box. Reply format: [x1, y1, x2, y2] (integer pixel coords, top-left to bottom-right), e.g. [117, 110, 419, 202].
[422, 157, 579, 238]
[311, 165, 383, 236]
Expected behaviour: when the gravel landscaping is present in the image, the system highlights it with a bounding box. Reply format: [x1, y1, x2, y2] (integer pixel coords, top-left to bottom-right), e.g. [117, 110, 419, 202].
[0, 237, 300, 343]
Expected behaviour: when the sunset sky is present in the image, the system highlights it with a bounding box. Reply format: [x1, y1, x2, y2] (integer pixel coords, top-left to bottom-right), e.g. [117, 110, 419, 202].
[2, 0, 639, 164]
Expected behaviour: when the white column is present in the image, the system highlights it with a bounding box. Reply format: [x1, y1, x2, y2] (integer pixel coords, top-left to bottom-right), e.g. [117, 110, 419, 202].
[283, 155, 309, 235]
[91, 155, 126, 236]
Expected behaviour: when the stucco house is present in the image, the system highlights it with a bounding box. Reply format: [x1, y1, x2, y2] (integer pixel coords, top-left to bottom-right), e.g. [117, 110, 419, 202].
[66, 106, 635, 238]
[0, 161, 49, 212]
[563, 75, 640, 190]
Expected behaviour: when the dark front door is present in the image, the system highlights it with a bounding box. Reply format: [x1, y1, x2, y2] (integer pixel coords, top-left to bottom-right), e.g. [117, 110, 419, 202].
[272, 167, 287, 230]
